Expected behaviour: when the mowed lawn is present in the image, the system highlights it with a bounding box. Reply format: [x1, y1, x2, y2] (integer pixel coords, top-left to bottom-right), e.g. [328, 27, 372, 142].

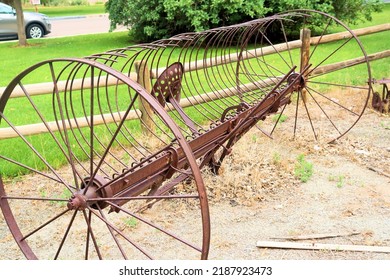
[0, 5, 389, 177]
[1, 4, 389, 87]
[23, 3, 106, 17]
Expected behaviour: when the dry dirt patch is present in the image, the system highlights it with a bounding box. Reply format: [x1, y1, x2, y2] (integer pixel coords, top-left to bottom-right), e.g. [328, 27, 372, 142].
[203, 109, 390, 260]
[0, 109, 389, 260]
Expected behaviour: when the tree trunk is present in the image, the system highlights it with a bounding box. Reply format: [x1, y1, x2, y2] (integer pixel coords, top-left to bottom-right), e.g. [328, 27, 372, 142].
[13, 0, 27, 46]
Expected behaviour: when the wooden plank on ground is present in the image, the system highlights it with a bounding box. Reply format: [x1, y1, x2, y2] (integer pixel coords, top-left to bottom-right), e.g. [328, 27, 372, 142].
[256, 241, 390, 253]
[272, 232, 361, 241]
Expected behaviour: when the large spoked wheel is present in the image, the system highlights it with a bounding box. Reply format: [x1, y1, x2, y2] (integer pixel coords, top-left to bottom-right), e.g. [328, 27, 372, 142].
[239, 10, 371, 143]
[0, 59, 210, 259]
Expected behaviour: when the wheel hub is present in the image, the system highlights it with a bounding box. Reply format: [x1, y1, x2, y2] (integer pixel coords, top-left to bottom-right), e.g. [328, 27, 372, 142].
[67, 193, 88, 210]
[287, 72, 306, 91]
[67, 175, 111, 210]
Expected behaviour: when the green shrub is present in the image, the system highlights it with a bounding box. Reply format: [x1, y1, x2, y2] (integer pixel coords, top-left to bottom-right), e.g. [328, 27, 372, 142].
[264, 0, 382, 23]
[105, 0, 269, 42]
[105, 0, 382, 42]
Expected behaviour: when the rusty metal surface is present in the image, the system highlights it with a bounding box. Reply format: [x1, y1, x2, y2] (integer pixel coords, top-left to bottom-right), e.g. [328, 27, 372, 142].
[0, 10, 372, 259]
[372, 78, 389, 113]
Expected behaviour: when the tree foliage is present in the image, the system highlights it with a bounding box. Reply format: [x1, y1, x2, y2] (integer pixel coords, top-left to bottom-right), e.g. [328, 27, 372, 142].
[105, 0, 383, 42]
[264, 0, 382, 23]
[106, 0, 269, 42]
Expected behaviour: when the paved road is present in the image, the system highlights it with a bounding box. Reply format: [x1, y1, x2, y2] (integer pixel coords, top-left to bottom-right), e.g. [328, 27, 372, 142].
[0, 14, 125, 43]
[47, 14, 126, 38]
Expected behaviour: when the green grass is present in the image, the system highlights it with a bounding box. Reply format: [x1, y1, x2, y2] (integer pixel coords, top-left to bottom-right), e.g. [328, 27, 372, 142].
[381, 120, 390, 130]
[340, 4, 390, 29]
[24, 4, 106, 17]
[272, 114, 288, 124]
[123, 217, 138, 228]
[0, 7, 389, 178]
[0, 32, 132, 87]
[328, 174, 346, 188]
[272, 152, 282, 165]
[294, 154, 314, 183]
[1, 6, 389, 87]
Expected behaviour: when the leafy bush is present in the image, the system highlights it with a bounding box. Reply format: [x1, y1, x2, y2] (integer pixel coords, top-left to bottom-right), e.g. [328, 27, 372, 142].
[106, 0, 269, 42]
[105, 0, 383, 42]
[264, 0, 382, 24]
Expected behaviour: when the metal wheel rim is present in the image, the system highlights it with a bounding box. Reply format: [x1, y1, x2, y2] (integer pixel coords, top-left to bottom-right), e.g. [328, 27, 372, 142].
[0, 58, 210, 260]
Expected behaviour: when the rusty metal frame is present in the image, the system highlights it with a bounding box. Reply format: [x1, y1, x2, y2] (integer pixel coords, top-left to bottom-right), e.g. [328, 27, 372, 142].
[0, 10, 373, 260]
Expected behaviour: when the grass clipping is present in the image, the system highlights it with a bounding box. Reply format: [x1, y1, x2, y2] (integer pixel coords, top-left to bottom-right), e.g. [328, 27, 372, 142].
[201, 130, 301, 207]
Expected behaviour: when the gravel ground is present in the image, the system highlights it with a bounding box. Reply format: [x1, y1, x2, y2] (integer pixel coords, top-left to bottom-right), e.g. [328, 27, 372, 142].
[202, 109, 390, 260]
[0, 108, 389, 260]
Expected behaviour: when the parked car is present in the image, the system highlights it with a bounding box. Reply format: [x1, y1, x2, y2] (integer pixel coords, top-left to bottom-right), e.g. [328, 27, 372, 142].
[0, 2, 51, 40]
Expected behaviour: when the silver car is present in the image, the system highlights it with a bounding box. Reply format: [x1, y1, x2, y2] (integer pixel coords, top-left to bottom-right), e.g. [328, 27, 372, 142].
[0, 2, 51, 39]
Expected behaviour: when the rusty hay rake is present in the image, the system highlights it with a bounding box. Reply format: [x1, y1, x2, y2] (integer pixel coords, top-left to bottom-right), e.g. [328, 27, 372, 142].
[0, 10, 373, 259]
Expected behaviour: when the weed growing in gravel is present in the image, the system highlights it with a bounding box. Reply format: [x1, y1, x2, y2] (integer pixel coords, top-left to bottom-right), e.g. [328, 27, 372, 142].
[251, 134, 258, 143]
[272, 114, 288, 125]
[39, 187, 47, 198]
[123, 217, 138, 229]
[328, 174, 346, 188]
[294, 154, 313, 183]
[272, 152, 281, 165]
[380, 121, 390, 130]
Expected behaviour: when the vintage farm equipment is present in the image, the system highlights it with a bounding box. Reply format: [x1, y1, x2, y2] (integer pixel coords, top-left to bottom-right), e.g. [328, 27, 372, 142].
[372, 78, 390, 113]
[0, 10, 373, 259]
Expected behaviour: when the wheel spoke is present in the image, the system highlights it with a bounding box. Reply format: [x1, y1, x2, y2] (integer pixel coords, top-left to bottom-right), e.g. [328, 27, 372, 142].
[293, 91, 300, 138]
[270, 102, 288, 136]
[258, 30, 292, 71]
[307, 36, 354, 77]
[89, 67, 95, 176]
[106, 201, 202, 252]
[0, 155, 65, 185]
[88, 194, 199, 203]
[50, 62, 82, 189]
[96, 205, 128, 259]
[301, 89, 318, 140]
[255, 55, 290, 78]
[0, 113, 72, 191]
[81, 209, 103, 260]
[305, 86, 342, 136]
[305, 85, 360, 116]
[308, 17, 333, 61]
[1, 195, 68, 202]
[279, 19, 294, 67]
[20, 208, 70, 242]
[85, 210, 91, 260]
[88, 206, 153, 259]
[308, 80, 369, 91]
[85, 93, 140, 195]
[54, 209, 78, 259]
